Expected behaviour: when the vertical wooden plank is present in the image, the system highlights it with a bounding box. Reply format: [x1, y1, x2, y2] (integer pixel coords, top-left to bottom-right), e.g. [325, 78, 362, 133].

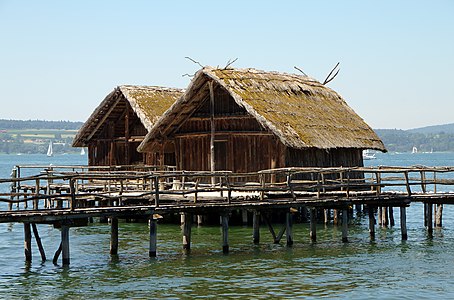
[342, 209, 348, 243]
[368, 206, 375, 240]
[253, 211, 260, 244]
[61, 224, 70, 266]
[182, 213, 192, 251]
[209, 81, 216, 185]
[24, 222, 32, 262]
[324, 209, 330, 225]
[69, 178, 76, 210]
[333, 209, 339, 225]
[400, 207, 408, 240]
[222, 214, 229, 254]
[149, 217, 157, 257]
[389, 207, 395, 227]
[31, 223, 46, 261]
[310, 208, 317, 242]
[435, 204, 443, 227]
[427, 203, 433, 237]
[286, 212, 293, 246]
[125, 104, 130, 165]
[154, 176, 160, 207]
[110, 217, 118, 256]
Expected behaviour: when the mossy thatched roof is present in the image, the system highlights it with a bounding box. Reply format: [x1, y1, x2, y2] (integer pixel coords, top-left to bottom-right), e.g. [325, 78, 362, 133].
[138, 67, 385, 153]
[73, 85, 184, 147]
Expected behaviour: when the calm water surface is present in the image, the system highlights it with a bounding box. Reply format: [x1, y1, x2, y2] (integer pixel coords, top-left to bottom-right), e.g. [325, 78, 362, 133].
[0, 153, 454, 299]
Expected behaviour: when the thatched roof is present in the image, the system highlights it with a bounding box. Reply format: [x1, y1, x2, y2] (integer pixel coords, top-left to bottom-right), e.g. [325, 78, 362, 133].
[138, 67, 386, 152]
[73, 85, 184, 147]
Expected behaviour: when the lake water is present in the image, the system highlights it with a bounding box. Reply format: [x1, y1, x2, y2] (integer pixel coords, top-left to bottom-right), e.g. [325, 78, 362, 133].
[1, 152, 454, 299]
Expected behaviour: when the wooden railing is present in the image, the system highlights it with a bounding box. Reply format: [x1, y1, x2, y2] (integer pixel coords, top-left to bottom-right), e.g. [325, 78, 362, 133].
[1, 165, 454, 212]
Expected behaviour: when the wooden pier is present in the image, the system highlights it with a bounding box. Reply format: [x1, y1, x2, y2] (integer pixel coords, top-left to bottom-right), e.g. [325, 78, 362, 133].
[1, 164, 454, 266]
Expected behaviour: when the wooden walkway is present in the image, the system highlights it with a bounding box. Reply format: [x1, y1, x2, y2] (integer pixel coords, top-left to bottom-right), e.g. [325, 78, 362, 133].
[1, 164, 454, 265]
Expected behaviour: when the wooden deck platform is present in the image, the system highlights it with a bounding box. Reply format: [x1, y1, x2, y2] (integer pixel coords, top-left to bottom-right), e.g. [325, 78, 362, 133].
[1, 164, 454, 265]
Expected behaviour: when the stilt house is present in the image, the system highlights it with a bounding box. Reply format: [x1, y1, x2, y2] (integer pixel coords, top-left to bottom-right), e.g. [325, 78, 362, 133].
[137, 67, 385, 172]
[73, 85, 184, 166]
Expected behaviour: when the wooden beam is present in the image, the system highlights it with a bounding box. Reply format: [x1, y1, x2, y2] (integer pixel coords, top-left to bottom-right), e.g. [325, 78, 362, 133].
[32, 223, 46, 261]
[310, 208, 317, 242]
[253, 211, 260, 244]
[400, 207, 407, 240]
[61, 224, 70, 266]
[342, 209, 348, 243]
[24, 222, 32, 262]
[368, 206, 375, 240]
[182, 213, 192, 251]
[286, 212, 293, 246]
[174, 131, 273, 138]
[110, 217, 118, 255]
[149, 216, 157, 257]
[221, 214, 229, 254]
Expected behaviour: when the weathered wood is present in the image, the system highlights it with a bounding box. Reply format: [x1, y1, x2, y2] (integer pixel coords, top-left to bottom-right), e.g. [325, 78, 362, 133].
[31, 223, 46, 261]
[310, 208, 317, 242]
[426, 203, 433, 237]
[342, 209, 348, 243]
[149, 217, 157, 257]
[253, 211, 260, 244]
[333, 209, 339, 225]
[69, 178, 76, 211]
[110, 217, 118, 255]
[241, 210, 248, 225]
[209, 81, 215, 185]
[368, 206, 375, 240]
[24, 222, 32, 262]
[400, 207, 408, 240]
[435, 204, 443, 227]
[286, 212, 293, 246]
[61, 224, 70, 266]
[324, 209, 330, 224]
[389, 207, 395, 227]
[221, 214, 229, 254]
[53, 242, 62, 265]
[182, 213, 192, 251]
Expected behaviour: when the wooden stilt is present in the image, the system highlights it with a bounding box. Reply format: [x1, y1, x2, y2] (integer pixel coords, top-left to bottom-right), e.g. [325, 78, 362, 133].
[324, 209, 330, 225]
[423, 203, 428, 227]
[53, 242, 62, 265]
[382, 206, 389, 227]
[149, 217, 157, 257]
[182, 213, 192, 251]
[197, 215, 203, 226]
[435, 204, 443, 227]
[242, 210, 248, 225]
[110, 217, 118, 255]
[61, 225, 70, 266]
[342, 209, 348, 243]
[24, 222, 32, 262]
[31, 223, 46, 261]
[221, 214, 229, 254]
[427, 203, 433, 237]
[378, 207, 382, 226]
[368, 206, 375, 240]
[310, 208, 317, 242]
[253, 211, 260, 244]
[333, 209, 339, 225]
[400, 207, 408, 240]
[389, 207, 395, 227]
[286, 212, 293, 246]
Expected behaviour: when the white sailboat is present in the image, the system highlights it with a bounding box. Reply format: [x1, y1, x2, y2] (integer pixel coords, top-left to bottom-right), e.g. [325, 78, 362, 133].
[412, 146, 418, 154]
[47, 141, 53, 157]
[80, 147, 86, 155]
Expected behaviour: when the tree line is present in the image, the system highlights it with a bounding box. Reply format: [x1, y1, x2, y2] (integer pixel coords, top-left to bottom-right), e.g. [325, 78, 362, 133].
[0, 119, 83, 130]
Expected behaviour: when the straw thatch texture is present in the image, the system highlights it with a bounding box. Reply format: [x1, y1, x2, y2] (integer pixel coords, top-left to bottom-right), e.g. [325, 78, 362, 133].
[138, 67, 385, 152]
[73, 85, 184, 147]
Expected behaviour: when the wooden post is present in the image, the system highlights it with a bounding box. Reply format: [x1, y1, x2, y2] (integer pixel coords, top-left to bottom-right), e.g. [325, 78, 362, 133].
[222, 214, 229, 254]
[61, 224, 70, 266]
[154, 176, 160, 207]
[342, 209, 348, 243]
[427, 203, 433, 237]
[9, 167, 17, 211]
[31, 223, 46, 261]
[149, 216, 157, 257]
[110, 217, 118, 255]
[24, 222, 32, 262]
[400, 207, 408, 240]
[310, 208, 317, 242]
[242, 210, 248, 225]
[435, 204, 443, 227]
[253, 211, 260, 244]
[333, 209, 339, 225]
[53, 242, 62, 265]
[125, 104, 130, 165]
[69, 178, 76, 210]
[389, 207, 395, 227]
[324, 209, 330, 225]
[34, 178, 40, 209]
[368, 206, 375, 240]
[197, 215, 203, 226]
[182, 213, 192, 251]
[209, 81, 216, 186]
[423, 203, 428, 227]
[286, 211, 293, 246]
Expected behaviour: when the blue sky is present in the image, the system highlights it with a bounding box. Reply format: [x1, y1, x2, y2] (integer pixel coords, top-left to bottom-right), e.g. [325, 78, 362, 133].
[0, 0, 453, 129]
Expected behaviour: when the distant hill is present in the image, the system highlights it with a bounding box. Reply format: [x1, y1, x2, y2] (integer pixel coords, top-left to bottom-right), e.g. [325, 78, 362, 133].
[407, 123, 454, 135]
[0, 119, 83, 130]
[375, 124, 454, 153]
